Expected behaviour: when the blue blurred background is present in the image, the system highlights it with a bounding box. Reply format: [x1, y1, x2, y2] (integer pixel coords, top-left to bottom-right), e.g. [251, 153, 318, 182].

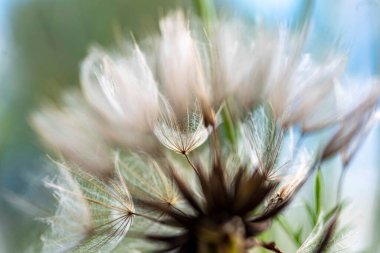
[0, 0, 379, 252]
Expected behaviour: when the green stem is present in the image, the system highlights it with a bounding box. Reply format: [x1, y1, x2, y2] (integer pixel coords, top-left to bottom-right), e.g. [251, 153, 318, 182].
[221, 104, 237, 149]
[192, 0, 216, 25]
[314, 168, 323, 219]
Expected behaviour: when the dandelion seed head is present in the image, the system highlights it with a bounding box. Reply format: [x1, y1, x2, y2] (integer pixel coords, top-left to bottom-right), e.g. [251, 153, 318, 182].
[32, 8, 380, 253]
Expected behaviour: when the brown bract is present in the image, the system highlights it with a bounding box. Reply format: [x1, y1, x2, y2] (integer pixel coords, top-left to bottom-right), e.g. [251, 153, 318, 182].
[140, 142, 320, 253]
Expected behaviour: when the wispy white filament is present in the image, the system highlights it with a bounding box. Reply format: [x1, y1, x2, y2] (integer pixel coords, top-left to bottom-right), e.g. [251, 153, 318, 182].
[154, 97, 209, 154]
[42, 161, 135, 253]
[41, 163, 93, 253]
[31, 92, 113, 177]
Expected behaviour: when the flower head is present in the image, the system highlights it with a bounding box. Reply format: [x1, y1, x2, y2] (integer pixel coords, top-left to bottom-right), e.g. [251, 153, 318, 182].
[32, 8, 380, 253]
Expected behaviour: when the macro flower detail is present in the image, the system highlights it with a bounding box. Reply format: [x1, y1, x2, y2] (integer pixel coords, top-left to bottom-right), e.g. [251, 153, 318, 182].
[158, 11, 207, 119]
[42, 161, 134, 253]
[154, 98, 209, 155]
[31, 92, 114, 177]
[31, 8, 380, 253]
[80, 45, 161, 150]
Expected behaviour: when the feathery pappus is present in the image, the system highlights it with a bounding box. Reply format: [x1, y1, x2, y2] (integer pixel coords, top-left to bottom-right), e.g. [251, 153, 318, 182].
[31, 9, 380, 253]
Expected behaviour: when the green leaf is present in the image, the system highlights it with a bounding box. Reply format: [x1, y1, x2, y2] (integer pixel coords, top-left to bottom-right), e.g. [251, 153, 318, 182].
[315, 169, 323, 218]
[192, 0, 216, 24]
[221, 104, 237, 149]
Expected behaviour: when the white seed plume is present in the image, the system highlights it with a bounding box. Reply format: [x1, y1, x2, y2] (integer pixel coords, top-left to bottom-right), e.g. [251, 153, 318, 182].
[42, 161, 135, 253]
[334, 78, 380, 121]
[81, 45, 160, 149]
[322, 79, 380, 163]
[41, 163, 93, 253]
[116, 153, 182, 206]
[243, 107, 283, 178]
[265, 29, 346, 131]
[158, 11, 207, 117]
[209, 21, 272, 112]
[31, 92, 113, 177]
[154, 97, 209, 154]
